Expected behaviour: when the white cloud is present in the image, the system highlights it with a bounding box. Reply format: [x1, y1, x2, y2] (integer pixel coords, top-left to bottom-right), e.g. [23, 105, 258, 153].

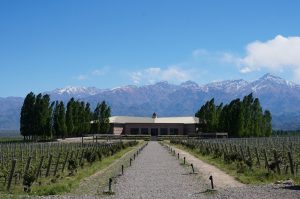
[75, 67, 109, 81]
[192, 49, 209, 57]
[130, 66, 191, 84]
[226, 35, 300, 80]
[92, 67, 109, 76]
[76, 75, 88, 81]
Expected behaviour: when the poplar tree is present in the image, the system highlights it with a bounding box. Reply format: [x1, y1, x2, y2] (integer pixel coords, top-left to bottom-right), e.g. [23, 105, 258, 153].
[66, 98, 74, 137]
[20, 92, 35, 140]
[195, 93, 272, 137]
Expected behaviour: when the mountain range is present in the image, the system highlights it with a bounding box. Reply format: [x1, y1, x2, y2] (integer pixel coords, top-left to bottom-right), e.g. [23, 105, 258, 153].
[1, 73, 299, 130]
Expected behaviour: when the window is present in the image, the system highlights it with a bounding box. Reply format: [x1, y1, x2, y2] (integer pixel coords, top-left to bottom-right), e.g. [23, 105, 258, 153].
[170, 128, 179, 135]
[160, 128, 168, 135]
[130, 128, 139, 135]
[141, 128, 148, 135]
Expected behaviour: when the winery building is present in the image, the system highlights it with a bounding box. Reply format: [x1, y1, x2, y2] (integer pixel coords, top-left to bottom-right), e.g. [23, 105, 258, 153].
[109, 113, 199, 136]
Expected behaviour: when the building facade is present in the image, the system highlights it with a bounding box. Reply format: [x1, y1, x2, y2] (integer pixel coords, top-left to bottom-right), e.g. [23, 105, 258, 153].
[109, 113, 199, 136]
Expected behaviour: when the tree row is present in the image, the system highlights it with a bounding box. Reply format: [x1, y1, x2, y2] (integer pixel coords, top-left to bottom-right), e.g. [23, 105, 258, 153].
[20, 92, 111, 140]
[195, 93, 272, 137]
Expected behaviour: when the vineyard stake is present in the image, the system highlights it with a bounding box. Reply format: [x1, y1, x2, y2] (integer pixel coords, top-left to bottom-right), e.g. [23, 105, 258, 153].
[46, 154, 53, 177]
[255, 147, 260, 166]
[54, 153, 61, 176]
[288, 151, 295, 175]
[7, 159, 16, 191]
[263, 149, 269, 172]
[24, 156, 32, 175]
[62, 152, 69, 172]
[209, 175, 214, 189]
[108, 178, 112, 193]
[191, 163, 194, 173]
[35, 156, 44, 179]
[273, 150, 281, 174]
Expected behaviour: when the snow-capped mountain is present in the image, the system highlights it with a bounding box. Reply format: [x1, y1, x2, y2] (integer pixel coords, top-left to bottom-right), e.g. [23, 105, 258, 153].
[47, 86, 105, 100]
[1, 73, 300, 130]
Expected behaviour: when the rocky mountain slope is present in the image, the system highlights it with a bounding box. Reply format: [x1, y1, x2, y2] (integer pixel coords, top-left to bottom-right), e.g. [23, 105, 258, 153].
[1, 74, 299, 130]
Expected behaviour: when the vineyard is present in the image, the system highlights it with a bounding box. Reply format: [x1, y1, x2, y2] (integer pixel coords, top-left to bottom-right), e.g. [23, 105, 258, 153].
[171, 137, 300, 183]
[0, 140, 138, 194]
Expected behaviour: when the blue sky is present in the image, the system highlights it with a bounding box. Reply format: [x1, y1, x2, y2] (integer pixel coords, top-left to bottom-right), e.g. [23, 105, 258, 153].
[1, 0, 300, 97]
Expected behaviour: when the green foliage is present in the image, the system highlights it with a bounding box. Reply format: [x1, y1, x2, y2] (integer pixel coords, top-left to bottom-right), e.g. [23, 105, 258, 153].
[195, 93, 272, 137]
[20, 92, 35, 140]
[20, 93, 53, 140]
[84, 150, 97, 164]
[92, 101, 111, 134]
[23, 168, 36, 193]
[53, 101, 67, 138]
[67, 158, 78, 176]
[20, 92, 111, 139]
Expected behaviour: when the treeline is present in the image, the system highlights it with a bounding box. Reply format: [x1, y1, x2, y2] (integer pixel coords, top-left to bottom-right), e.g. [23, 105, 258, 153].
[195, 93, 272, 137]
[272, 130, 300, 136]
[20, 92, 111, 140]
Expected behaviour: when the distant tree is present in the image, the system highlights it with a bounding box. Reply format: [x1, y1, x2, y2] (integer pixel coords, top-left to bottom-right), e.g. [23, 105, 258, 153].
[242, 93, 254, 137]
[20, 92, 36, 140]
[195, 93, 272, 137]
[92, 101, 111, 134]
[263, 110, 272, 136]
[52, 101, 60, 137]
[21, 92, 110, 139]
[99, 101, 111, 133]
[58, 101, 67, 138]
[52, 101, 67, 138]
[66, 98, 75, 137]
[84, 102, 92, 133]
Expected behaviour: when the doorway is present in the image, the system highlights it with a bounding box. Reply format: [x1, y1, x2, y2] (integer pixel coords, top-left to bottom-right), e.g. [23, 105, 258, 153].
[151, 128, 158, 136]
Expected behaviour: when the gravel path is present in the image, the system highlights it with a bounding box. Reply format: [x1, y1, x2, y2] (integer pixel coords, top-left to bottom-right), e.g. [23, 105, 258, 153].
[105, 141, 209, 199]
[35, 141, 300, 199]
[169, 144, 244, 188]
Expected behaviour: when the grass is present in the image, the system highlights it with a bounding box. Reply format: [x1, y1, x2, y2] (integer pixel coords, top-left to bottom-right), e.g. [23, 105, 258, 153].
[0, 141, 142, 196]
[32, 144, 140, 195]
[167, 141, 300, 185]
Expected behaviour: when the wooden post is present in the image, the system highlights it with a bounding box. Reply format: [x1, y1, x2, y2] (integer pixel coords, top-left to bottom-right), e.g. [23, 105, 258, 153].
[79, 149, 84, 166]
[46, 154, 53, 177]
[288, 151, 295, 175]
[7, 159, 16, 191]
[240, 146, 246, 163]
[247, 146, 252, 163]
[62, 152, 69, 172]
[35, 156, 44, 179]
[263, 149, 269, 172]
[273, 150, 281, 174]
[53, 153, 61, 176]
[255, 147, 260, 166]
[191, 163, 194, 173]
[24, 156, 32, 175]
[209, 175, 214, 189]
[75, 149, 79, 160]
[109, 178, 112, 192]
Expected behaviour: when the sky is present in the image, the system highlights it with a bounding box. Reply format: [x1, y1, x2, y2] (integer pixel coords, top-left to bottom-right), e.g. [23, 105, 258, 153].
[1, 0, 300, 97]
